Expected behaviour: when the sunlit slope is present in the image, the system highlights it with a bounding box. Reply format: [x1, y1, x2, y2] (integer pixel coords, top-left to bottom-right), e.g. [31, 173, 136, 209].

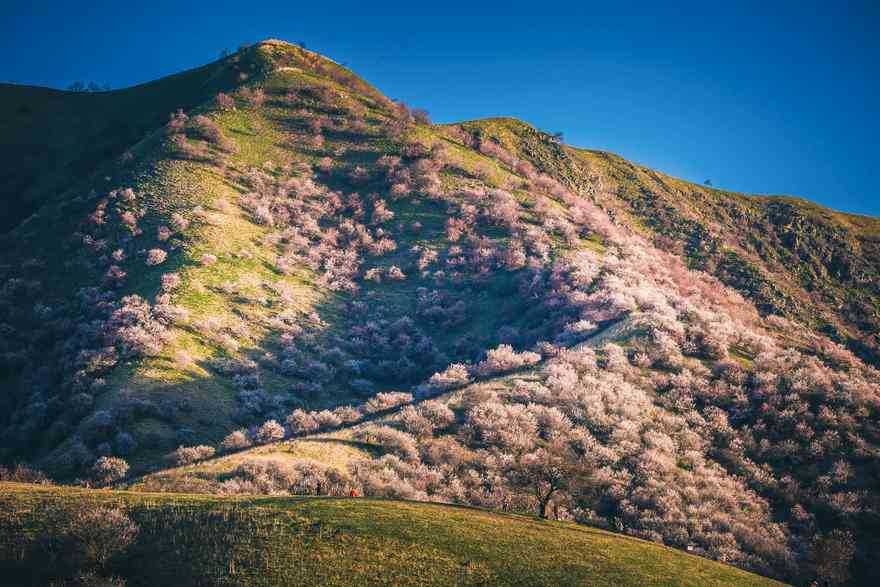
[0, 482, 784, 587]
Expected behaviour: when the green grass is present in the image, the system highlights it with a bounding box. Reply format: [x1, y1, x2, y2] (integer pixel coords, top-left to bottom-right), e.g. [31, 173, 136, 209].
[0, 482, 783, 586]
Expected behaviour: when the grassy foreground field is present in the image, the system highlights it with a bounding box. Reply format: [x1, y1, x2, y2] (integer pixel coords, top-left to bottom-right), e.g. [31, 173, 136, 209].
[0, 483, 783, 586]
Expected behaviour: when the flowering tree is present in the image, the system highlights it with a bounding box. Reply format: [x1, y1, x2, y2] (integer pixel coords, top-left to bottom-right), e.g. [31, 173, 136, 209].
[60, 506, 139, 570]
[90, 456, 129, 485]
[507, 439, 588, 519]
[145, 249, 167, 266]
[215, 92, 235, 110]
[254, 419, 285, 444]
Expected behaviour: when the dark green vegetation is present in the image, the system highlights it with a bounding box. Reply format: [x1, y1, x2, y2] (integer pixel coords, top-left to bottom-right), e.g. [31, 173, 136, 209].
[0, 482, 783, 586]
[0, 39, 878, 586]
[0, 58, 239, 234]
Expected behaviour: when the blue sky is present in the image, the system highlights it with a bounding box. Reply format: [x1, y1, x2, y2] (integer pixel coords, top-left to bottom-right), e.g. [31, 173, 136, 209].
[2, 0, 877, 216]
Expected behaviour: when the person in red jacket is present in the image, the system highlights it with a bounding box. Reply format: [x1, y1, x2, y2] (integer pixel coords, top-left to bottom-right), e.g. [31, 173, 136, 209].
[349, 489, 359, 497]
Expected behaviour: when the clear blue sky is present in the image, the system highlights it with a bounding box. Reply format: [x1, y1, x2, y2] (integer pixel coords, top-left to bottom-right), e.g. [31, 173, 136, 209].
[2, 0, 877, 216]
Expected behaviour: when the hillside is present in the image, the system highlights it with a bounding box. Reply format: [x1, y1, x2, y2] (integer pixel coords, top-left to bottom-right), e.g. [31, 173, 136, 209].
[0, 482, 783, 586]
[574, 148, 880, 366]
[0, 56, 241, 234]
[0, 39, 878, 586]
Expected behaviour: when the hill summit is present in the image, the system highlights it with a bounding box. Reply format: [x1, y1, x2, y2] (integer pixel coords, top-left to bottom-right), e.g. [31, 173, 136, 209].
[0, 40, 878, 585]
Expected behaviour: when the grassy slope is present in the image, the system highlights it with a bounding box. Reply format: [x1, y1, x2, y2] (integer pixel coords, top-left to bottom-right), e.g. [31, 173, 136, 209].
[0, 482, 783, 587]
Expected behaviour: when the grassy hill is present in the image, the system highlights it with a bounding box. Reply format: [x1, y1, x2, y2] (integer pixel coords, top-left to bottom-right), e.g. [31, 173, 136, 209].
[0, 482, 784, 586]
[1, 39, 878, 586]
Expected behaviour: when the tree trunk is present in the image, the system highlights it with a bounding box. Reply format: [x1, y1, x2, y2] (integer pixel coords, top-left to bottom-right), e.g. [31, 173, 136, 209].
[537, 490, 555, 519]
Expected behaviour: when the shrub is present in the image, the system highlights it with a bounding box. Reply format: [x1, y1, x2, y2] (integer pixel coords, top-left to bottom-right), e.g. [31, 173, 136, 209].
[103, 265, 126, 287]
[238, 87, 266, 107]
[400, 401, 454, 437]
[364, 268, 382, 283]
[478, 139, 516, 167]
[170, 445, 215, 465]
[189, 115, 224, 143]
[0, 464, 51, 484]
[216, 92, 235, 110]
[386, 266, 406, 281]
[220, 429, 252, 451]
[90, 456, 129, 485]
[464, 401, 538, 451]
[425, 363, 471, 392]
[316, 156, 333, 173]
[170, 212, 190, 232]
[399, 406, 432, 437]
[412, 109, 431, 125]
[145, 249, 167, 266]
[445, 217, 469, 241]
[348, 166, 370, 184]
[106, 295, 170, 358]
[401, 142, 430, 159]
[371, 200, 394, 225]
[160, 272, 181, 291]
[60, 506, 138, 569]
[119, 211, 139, 234]
[170, 134, 210, 160]
[254, 419, 285, 444]
[333, 405, 362, 423]
[474, 345, 541, 377]
[314, 410, 342, 429]
[286, 409, 319, 434]
[167, 109, 188, 133]
[364, 392, 413, 414]
[417, 400, 455, 428]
